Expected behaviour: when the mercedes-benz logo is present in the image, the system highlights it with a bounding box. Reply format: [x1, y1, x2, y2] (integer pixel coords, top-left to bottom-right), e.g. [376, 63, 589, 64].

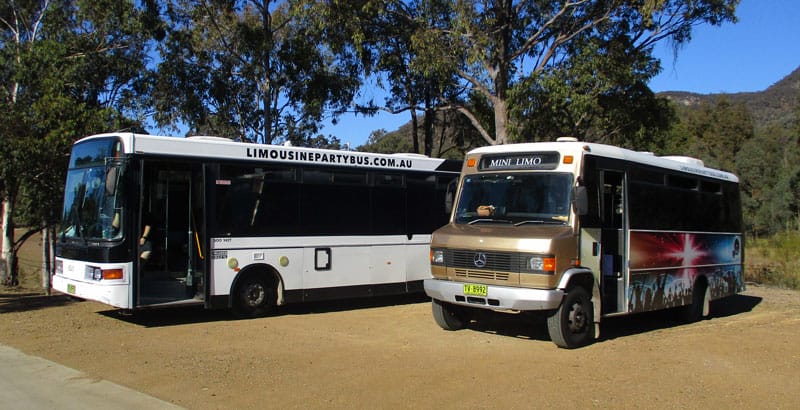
[473, 252, 487, 268]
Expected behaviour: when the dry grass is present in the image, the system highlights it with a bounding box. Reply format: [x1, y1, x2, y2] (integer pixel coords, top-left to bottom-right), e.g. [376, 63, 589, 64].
[745, 231, 800, 290]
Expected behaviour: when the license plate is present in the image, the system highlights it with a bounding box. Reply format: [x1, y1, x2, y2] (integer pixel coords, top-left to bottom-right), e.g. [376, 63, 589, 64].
[463, 284, 488, 297]
[67, 283, 76, 294]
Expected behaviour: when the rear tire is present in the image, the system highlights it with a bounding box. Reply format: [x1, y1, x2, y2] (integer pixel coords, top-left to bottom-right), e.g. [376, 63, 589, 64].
[232, 275, 273, 319]
[681, 279, 709, 323]
[547, 287, 595, 349]
[431, 299, 470, 330]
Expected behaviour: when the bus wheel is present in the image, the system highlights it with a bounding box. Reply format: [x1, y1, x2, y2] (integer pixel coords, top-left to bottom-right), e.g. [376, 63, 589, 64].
[432, 299, 470, 331]
[233, 275, 272, 319]
[681, 279, 708, 323]
[547, 287, 595, 349]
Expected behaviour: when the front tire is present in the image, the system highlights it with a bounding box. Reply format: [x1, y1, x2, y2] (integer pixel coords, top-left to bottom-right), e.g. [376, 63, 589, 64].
[547, 287, 595, 349]
[233, 275, 273, 319]
[431, 299, 470, 330]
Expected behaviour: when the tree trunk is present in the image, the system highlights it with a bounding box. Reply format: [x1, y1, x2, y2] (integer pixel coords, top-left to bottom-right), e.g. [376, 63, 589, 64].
[493, 98, 509, 145]
[1, 198, 13, 286]
[41, 225, 51, 295]
[410, 109, 420, 154]
[423, 108, 434, 157]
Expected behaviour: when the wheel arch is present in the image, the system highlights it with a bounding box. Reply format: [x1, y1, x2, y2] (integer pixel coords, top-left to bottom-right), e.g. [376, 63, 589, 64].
[557, 268, 601, 335]
[229, 263, 285, 309]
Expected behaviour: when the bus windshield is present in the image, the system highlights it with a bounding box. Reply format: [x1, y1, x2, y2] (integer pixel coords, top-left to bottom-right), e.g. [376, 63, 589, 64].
[58, 139, 125, 241]
[455, 173, 574, 225]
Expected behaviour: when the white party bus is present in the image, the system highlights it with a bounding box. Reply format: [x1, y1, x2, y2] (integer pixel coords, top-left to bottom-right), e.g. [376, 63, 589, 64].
[53, 133, 460, 316]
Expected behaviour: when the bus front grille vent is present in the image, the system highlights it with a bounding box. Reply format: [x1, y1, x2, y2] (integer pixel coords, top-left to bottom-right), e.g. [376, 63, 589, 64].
[454, 269, 510, 281]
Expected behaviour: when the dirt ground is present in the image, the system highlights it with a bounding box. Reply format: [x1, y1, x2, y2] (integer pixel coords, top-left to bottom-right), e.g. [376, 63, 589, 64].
[0, 277, 798, 409]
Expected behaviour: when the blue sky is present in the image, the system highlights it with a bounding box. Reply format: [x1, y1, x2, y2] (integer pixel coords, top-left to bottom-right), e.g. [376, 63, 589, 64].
[322, 0, 800, 149]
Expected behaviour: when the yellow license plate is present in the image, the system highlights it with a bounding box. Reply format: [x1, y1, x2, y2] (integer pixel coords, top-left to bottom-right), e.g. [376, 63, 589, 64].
[463, 284, 487, 297]
[67, 283, 76, 294]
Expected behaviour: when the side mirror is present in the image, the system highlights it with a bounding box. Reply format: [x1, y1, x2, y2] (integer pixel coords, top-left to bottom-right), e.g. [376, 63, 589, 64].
[573, 186, 588, 216]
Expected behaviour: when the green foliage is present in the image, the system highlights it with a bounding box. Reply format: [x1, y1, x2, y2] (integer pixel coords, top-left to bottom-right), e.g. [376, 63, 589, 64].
[358, 129, 414, 154]
[410, 0, 739, 145]
[149, 0, 365, 145]
[1, 0, 151, 283]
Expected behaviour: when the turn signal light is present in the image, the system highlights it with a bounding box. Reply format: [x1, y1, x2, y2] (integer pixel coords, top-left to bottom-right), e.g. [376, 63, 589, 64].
[102, 269, 124, 280]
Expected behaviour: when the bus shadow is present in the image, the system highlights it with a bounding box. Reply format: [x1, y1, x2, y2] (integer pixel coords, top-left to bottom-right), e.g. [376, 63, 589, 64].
[0, 292, 76, 314]
[599, 294, 762, 342]
[100, 293, 431, 328]
[465, 294, 763, 345]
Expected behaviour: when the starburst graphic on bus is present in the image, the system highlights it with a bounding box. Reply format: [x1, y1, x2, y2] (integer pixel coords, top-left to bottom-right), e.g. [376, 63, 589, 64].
[665, 233, 707, 268]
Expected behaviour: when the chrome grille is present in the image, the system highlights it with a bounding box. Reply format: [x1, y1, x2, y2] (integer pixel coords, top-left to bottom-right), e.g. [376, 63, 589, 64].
[448, 250, 519, 271]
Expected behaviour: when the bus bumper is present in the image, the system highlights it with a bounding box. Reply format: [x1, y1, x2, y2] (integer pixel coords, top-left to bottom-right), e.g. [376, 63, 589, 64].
[52, 274, 131, 309]
[424, 279, 564, 311]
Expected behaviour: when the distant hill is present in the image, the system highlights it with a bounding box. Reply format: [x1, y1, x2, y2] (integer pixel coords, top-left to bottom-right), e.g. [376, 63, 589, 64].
[659, 66, 800, 130]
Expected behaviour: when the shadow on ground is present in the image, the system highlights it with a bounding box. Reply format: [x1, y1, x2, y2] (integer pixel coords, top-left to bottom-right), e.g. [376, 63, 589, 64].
[101, 293, 431, 328]
[0, 290, 76, 314]
[463, 293, 763, 345]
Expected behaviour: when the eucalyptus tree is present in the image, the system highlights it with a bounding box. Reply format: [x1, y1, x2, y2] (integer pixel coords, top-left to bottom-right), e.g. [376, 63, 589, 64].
[362, 0, 471, 156]
[0, 0, 152, 285]
[413, 0, 739, 145]
[149, 0, 364, 145]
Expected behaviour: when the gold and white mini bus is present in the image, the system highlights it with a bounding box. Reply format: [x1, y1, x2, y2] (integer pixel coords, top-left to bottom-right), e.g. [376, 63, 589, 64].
[425, 138, 743, 348]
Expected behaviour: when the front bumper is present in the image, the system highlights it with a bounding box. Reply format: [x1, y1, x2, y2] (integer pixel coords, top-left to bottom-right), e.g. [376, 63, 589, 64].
[424, 278, 564, 311]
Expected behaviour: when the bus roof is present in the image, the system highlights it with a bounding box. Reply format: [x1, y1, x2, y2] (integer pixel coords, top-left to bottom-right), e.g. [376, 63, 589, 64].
[75, 133, 461, 173]
[467, 141, 738, 183]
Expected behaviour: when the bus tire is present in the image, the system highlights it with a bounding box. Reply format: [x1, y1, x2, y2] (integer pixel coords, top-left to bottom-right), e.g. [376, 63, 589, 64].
[681, 279, 708, 323]
[232, 274, 273, 319]
[547, 286, 594, 349]
[431, 299, 470, 331]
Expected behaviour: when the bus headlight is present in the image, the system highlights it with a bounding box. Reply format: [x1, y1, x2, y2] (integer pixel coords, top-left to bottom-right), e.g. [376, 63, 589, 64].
[55, 260, 63, 275]
[430, 249, 445, 265]
[522, 255, 556, 275]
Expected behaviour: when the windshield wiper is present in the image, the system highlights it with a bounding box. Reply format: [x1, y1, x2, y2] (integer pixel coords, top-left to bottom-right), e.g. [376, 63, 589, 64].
[514, 218, 567, 226]
[514, 220, 547, 226]
[468, 218, 512, 225]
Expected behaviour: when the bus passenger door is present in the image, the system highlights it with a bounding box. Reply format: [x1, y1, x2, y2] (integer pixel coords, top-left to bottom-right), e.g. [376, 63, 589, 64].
[600, 171, 626, 314]
[137, 161, 205, 307]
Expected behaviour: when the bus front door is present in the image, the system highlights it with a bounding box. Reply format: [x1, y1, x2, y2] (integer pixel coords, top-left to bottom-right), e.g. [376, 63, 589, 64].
[600, 171, 626, 314]
[137, 161, 205, 307]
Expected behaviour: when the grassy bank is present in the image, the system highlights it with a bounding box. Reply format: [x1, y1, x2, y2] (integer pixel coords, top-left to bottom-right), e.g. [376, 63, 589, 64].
[745, 231, 800, 290]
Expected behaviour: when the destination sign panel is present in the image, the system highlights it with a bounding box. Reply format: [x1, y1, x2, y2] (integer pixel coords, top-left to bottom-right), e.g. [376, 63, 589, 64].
[479, 152, 560, 171]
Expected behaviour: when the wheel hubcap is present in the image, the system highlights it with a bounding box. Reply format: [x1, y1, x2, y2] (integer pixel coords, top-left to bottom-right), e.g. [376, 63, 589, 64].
[568, 301, 586, 333]
[245, 283, 265, 307]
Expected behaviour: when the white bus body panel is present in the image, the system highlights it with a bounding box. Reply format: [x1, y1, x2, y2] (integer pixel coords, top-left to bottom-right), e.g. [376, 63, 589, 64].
[52, 258, 132, 309]
[209, 235, 432, 297]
